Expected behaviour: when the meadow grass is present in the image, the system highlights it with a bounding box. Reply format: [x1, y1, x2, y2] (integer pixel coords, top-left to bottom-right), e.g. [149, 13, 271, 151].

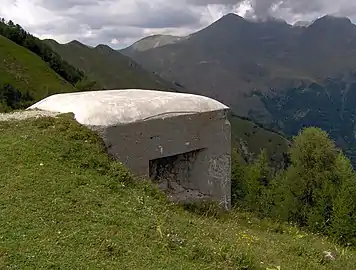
[1, 115, 355, 269]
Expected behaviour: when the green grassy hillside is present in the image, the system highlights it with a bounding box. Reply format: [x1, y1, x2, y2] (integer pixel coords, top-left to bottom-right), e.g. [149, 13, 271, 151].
[45, 40, 183, 92]
[0, 35, 76, 111]
[230, 115, 290, 167]
[1, 115, 355, 269]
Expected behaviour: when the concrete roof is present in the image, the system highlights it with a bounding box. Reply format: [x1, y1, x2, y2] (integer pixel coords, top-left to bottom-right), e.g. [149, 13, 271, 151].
[28, 89, 229, 126]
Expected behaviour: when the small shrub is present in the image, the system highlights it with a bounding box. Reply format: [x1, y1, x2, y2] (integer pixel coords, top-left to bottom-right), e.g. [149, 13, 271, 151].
[182, 200, 226, 218]
[107, 162, 134, 184]
[188, 245, 260, 269]
[231, 148, 248, 204]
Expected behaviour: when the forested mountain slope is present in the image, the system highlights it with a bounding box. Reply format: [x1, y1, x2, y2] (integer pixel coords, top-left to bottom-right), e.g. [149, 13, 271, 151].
[46, 39, 184, 92]
[0, 35, 76, 112]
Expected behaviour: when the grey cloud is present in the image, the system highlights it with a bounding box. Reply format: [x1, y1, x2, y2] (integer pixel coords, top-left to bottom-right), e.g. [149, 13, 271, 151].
[78, 26, 145, 47]
[277, 1, 323, 13]
[189, 0, 313, 18]
[39, 0, 201, 29]
[30, 0, 205, 48]
[31, 18, 78, 34]
[127, 1, 201, 28]
[70, 2, 201, 30]
[189, 0, 239, 5]
[189, 0, 356, 20]
[38, 0, 100, 10]
[93, 26, 144, 40]
[268, 0, 356, 21]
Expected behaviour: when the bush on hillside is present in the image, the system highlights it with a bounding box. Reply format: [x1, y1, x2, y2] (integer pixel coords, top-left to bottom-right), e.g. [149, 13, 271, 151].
[232, 149, 275, 216]
[329, 154, 356, 245]
[275, 127, 341, 232]
[0, 83, 34, 112]
[75, 77, 98, 91]
[231, 148, 247, 205]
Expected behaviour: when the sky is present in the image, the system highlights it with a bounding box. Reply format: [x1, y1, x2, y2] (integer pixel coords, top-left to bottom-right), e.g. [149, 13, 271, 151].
[1, 0, 356, 49]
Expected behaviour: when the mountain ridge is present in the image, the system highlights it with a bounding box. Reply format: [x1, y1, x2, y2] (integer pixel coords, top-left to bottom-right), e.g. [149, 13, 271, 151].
[120, 13, 356, 165]
[122, 13, 356, 54]
[45, 39, 184, 92]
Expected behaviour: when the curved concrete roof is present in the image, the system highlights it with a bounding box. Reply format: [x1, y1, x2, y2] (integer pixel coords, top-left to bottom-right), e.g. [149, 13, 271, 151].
[28, 89, 229, 126]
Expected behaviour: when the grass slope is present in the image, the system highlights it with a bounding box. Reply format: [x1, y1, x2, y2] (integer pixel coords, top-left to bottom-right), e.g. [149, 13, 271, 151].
[0, 35, 75, 100]
[230, 115, 290, 166]
[45, 40, 182, 91]
[1, 115, 355, 269]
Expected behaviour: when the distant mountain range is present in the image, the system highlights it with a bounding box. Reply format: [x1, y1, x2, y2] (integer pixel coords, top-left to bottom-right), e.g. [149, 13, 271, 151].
[0, 16, 183, 111]
[0, 19, 288, 166]
[120, 13, 356, 165]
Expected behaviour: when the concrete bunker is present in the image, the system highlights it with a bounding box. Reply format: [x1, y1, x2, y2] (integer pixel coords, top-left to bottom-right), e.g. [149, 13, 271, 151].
[29, 89, 231, 209]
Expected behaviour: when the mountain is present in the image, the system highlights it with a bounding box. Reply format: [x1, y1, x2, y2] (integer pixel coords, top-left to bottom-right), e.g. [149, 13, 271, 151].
[45, 39, 184, 91]
[123, 34, 183, 54]
[121, 13, 356, 165]
[293, 20, 311, 27]
[0, 24, 289, 166]
[0, 35, 76, 112]
[121, 13, 302, 115]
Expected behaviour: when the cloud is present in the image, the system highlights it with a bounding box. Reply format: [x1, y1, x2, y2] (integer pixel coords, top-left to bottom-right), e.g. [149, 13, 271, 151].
[0, 0, 356, 49]
[0, 0, 212, 48]
[191, 0, 356, 21]
[39, 0, 99, 9]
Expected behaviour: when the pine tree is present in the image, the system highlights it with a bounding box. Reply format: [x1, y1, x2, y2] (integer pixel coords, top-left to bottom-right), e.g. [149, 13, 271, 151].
[278, 127, 344, 232]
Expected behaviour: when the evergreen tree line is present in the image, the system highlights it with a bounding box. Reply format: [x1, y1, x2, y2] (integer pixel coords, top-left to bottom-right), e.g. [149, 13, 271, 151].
[0, 84, 34, 112]
[0, 18, 84, 85]
[232, 127, 356, 247]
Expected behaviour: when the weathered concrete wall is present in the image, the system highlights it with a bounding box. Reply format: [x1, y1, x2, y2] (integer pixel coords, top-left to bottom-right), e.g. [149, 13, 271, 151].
[96, 109, 231, 209]
[28, 89, 231, 209]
